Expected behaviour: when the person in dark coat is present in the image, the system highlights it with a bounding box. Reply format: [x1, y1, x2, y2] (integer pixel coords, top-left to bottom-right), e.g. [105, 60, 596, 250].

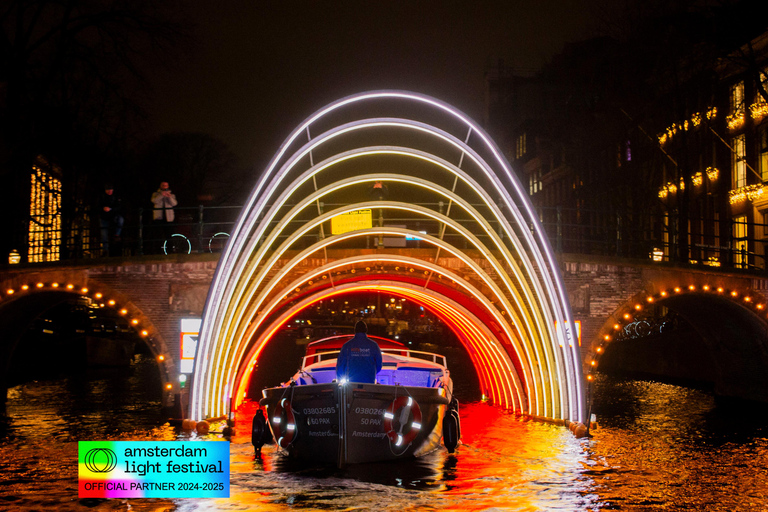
[98, 182, 124, 256]
[336, 321, 383, 384]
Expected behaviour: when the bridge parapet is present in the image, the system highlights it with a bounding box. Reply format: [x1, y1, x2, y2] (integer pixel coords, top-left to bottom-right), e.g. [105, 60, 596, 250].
[559, 253, 768, 352]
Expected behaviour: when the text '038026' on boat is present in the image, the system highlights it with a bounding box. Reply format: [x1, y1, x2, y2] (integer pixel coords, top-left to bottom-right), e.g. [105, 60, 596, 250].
[253, 335, 461, 468]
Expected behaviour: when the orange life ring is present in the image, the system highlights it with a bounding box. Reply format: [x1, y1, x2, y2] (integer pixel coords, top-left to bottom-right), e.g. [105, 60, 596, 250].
[383, 395, 422, 447]
[271, 398, 297, 448]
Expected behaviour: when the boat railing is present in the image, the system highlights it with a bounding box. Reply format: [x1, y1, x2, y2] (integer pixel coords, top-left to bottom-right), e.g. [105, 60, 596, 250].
[301, 348, 447, 370]
[302, 350, 342, 369]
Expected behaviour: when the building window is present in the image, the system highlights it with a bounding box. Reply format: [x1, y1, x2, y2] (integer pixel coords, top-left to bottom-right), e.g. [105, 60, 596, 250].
[732, 81, 745, 113]
[763, 210, 768, 238]
[28, 158, 62, 263]
[759, 124, 768, 182]
[515, 132, 527, 159]
[528, 169, 542, 195]
[733, 214, 748, 269]
[728, 81, 746, 130]
[751, 69, 768, 123]
[732, 134, 747, 189]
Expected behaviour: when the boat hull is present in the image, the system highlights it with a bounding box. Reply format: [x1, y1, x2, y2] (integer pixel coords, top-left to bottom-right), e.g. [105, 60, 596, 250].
[260, 382, 448, 467]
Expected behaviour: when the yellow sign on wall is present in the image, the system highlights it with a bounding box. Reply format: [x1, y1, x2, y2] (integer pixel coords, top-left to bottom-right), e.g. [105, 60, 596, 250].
[331, 209, 372, 235]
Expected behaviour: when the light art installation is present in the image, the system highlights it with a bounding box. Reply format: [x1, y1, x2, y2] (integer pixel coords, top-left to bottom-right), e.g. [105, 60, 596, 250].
[189, 91, 586, 424]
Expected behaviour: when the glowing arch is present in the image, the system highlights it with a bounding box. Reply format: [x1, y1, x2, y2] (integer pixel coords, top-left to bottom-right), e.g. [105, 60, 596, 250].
[190, 91, 585, 423]
[233, 280, 528, 413]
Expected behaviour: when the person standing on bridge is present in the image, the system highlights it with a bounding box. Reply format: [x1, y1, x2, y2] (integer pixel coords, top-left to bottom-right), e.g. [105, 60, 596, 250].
[98, 182, 124, 257]
[336, 320, 383, 384]
[150, 181, 178, 252]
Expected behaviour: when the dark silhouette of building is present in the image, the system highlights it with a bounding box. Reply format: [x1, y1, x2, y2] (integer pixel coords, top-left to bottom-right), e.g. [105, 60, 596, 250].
[485, 12, 768, 271]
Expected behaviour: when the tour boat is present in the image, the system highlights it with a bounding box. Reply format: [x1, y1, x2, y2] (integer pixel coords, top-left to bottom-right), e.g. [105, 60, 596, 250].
[253, 335, 461, 467]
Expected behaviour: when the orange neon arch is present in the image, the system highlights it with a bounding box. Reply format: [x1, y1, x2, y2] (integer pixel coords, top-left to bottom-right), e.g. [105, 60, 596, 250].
[231, 283, 526, 413]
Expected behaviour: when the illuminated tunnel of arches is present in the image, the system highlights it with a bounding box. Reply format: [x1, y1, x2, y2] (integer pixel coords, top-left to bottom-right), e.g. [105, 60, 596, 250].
[190, 91, 586, 424]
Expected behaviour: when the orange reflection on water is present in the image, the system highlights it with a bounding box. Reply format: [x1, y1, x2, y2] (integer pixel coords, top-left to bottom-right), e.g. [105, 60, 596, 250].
[224, 401, 596, 511]
[437, 402, 594, 510]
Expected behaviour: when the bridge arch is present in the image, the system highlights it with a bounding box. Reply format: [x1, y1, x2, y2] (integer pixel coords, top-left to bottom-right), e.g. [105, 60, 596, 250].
[191, 91, 585, 423]
[587, 282, 768, 402]
[0, 278, 174, 404]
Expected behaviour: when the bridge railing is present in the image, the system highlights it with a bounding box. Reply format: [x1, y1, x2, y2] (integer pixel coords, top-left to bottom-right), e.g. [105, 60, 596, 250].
[534, 206, 768, 273]
[48, 205, 242, 260]
[23, 203, 768, 274]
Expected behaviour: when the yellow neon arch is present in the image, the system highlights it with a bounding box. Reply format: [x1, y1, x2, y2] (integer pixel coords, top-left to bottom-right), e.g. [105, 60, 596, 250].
[203, 146, 567, 419]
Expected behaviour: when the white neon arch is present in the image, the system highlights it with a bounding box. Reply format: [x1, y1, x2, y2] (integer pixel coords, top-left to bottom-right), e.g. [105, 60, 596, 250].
[206, 119, 574, 415]
[190, 91, 585, 423]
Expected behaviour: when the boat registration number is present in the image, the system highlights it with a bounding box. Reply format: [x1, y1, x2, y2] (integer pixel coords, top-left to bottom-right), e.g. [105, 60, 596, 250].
[302, 407, 336, 415]
[354, 407, 385, 416]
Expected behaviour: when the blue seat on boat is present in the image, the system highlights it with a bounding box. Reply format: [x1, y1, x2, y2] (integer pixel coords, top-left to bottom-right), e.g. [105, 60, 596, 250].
[388, 367, 442, 387]
[301, 367, 336, 385]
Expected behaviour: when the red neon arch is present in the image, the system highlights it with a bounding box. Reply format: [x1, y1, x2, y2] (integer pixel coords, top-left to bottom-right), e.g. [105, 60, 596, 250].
[231, 284, 527, 413]
[247, 270, 533, 398]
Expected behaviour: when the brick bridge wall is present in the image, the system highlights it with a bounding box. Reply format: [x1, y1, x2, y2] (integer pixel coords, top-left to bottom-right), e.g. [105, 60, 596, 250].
[560, 253, 768, 362]
[3, 252, 767, 383]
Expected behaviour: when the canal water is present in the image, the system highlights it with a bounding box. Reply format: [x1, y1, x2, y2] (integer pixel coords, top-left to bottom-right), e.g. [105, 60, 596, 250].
[1, 355, 767, 511]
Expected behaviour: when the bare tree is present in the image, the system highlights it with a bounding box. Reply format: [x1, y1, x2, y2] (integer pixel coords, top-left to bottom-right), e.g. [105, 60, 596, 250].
[0, 0, 188, 257]
[139, 132, 246, 208]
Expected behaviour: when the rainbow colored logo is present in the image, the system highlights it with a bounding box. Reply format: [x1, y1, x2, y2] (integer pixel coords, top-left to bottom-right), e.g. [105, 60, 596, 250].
[78, 441, 229, 498]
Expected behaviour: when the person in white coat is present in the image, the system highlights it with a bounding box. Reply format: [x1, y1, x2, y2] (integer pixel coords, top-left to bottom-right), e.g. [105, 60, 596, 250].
[151, 181, 177, 222]
[150, 181, 178, 252]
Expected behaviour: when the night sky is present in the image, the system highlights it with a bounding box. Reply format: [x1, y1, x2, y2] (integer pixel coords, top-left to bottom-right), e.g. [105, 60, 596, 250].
[145, 1, 606, 170]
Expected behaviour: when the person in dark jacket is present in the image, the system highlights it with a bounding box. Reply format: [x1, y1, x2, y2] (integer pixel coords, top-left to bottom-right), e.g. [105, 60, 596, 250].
[336, 321, 383, 384]
[98, 182, 124, 256]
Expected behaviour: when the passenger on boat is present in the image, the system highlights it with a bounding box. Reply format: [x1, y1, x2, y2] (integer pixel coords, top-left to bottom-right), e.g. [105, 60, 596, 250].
[335, 321, 383, 384]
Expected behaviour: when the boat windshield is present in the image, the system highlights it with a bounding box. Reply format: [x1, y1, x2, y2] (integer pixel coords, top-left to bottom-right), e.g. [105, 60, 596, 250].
[302, 348, 447, 370]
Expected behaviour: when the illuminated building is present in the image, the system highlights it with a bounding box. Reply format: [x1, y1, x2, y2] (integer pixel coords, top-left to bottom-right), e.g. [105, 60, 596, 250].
[28, 157, 62, 263]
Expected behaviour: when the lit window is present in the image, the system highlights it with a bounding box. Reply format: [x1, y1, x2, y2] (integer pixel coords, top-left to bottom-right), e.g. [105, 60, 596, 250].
[728, 81, 746, 130]
[733, 215, 748, 269]
[732, 134, 747, 189]
[759, 124, 768, 182]
[731, 81, 745, 116]
[515, 132, 527, 159]
[759, 67, 768, 97]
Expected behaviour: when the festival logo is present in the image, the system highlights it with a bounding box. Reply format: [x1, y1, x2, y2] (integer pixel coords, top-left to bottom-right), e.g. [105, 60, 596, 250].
[78, 441, 229, 498]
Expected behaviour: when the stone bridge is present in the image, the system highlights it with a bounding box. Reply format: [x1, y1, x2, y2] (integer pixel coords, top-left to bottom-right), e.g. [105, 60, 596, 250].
[1, 250, 767, 410]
